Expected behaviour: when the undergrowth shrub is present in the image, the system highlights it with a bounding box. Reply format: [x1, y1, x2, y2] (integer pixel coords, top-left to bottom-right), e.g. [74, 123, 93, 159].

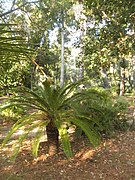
[74, 87, 129, 138]
[111, 97, 129, 132]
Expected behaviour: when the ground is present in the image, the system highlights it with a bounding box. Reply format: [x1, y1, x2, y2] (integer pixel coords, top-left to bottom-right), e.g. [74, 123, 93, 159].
[0, 128, 135, 180]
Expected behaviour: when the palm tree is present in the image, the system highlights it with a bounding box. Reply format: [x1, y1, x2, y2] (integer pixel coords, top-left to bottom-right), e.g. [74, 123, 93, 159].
[1, 80, 101, 159]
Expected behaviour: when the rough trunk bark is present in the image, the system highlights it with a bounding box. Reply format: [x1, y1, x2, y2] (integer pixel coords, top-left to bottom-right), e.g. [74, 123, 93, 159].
[46, 122, 59, 156]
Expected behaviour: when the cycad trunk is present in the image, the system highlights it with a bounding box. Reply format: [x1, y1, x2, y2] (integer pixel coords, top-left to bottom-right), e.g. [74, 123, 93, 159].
[46, 122, 59, 156]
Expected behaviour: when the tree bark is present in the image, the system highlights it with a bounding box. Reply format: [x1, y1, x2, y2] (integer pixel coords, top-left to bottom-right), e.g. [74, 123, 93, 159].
[60, 7, 65, 88]
[46, 122, 59, 156]
[0, 1, 39, 18]
[60, 29, 65, 87]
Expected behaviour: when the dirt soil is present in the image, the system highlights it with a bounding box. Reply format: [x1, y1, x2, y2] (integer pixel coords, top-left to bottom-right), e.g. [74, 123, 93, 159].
[0, 129, 135, 180]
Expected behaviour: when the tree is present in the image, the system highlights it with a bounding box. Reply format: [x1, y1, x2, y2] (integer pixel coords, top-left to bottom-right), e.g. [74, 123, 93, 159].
[6, 0, 77, 87]
[81, 0, 134, 92]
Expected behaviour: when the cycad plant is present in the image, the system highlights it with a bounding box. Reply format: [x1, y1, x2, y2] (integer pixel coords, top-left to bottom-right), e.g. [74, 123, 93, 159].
[1, 81, 101, 159]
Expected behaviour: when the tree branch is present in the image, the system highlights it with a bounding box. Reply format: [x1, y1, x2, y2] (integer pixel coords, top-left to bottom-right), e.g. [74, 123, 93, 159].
[10, 0, 16, 11]
[0, 1, 39, 18]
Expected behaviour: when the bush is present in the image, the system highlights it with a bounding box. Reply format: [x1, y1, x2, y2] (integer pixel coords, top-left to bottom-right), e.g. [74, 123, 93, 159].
[110, 97, 129, 132]
[74, 88, 129, 138]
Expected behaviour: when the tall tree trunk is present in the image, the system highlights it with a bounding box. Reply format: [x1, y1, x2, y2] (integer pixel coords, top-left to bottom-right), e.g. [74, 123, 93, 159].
[60, 29, 65, 87]
[101, 68, 110, 89]
[46, 122, 59, 156]
[60, 9, 65, 88]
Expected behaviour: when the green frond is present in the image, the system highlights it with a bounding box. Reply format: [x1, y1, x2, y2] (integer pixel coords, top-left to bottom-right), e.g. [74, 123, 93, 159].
[36, 86, 52, 110]
[0, 36, 25, 41]
[32, 120, 50, 157]
[62, 92, 86, 106]
[10, 132, 29, 162]
[2, 115, 36, 147]
[70, 118, 100, 147]
[32, 129, 44, 157]
[58, 80, 83, 99]
[0, 30, 22, 34]
[55, 120, 72, 158]
[13, 87, 51, 111]
[0, 24, 17, 27]
[1, 100, 46, 113]
[3, 116, 50, 160]
[58, 127, 72, 159]
[42, 81, 52, 96]
[58, 91, 87, 111]
[76, 114, 103, 130]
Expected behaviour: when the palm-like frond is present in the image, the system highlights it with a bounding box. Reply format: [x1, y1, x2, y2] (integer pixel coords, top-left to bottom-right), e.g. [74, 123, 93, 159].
[32, 121, 49, 157]
[2, 113, 37, 147]
[55, 119, 72, 158]
[0, 23, 32, 52]
[11, 133, 29, 161]
[70, 117, 100, 147]
[59, 127, 72, 158]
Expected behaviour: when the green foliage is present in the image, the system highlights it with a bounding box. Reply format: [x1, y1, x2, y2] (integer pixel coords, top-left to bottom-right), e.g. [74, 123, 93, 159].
[1, 80, 101, 160]
[74, 87, 129, 138]
[32, 121, 49, 157]
[82, 0, 134, 93]
[58, 124, 72, 158]
[119, 59, 129, 69]
[0, 23, 34, 95]
[0, 104, 26, 122]
[110, 96, 129, 131]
